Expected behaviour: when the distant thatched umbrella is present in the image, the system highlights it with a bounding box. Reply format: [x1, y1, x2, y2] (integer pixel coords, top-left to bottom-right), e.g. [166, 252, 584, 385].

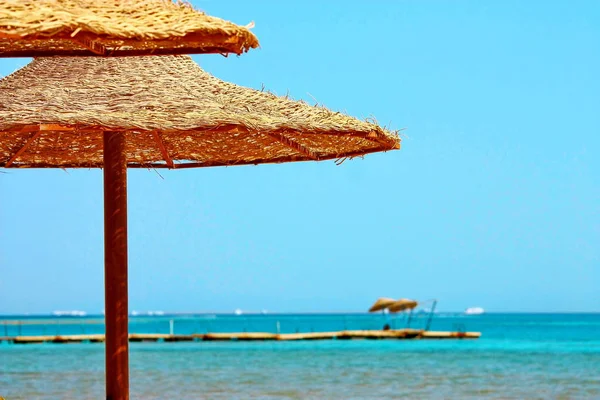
[368, 298, 396, 313]
[368, 297, 396, 330]
[0, 55, 400, 399]
[388, 298, 418, 329]
[388, 298, 418, 313]
[0, 0, 259, 57]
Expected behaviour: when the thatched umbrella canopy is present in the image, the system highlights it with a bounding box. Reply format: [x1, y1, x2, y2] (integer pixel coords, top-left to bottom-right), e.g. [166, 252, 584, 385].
[388, 298, 418, 330]
[368, 297, 396, 313]
[388, 298, 418, 313]
[0, 56, 399, 168]
[0, 56, 399, 399]
[0, 0, 259, 57]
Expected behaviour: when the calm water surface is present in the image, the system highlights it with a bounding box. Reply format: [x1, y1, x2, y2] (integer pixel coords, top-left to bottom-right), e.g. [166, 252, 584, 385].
[1, 313, 599, 399]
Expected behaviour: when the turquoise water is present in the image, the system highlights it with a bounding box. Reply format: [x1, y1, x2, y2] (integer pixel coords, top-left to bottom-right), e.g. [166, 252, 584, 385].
[1, 313, 600, 399]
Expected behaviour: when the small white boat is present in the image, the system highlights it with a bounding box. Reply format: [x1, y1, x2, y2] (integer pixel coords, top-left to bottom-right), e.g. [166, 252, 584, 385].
[52, 310, 87, 317]
[234, 309, 243, 316]
[465, 307, 485, 315]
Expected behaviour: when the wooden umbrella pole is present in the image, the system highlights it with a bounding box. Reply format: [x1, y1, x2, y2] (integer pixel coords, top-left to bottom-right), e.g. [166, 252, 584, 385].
[103, 131, 130, 400]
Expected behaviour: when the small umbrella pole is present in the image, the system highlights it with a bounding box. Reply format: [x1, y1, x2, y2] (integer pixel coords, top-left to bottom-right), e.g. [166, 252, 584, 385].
[425, 300, 437, 331]
[103, 131, 130, 400]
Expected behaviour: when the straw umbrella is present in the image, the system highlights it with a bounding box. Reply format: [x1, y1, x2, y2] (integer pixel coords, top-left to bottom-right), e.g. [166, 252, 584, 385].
[388, 298, 418, 329]
[1, 3, 258, 399]
[388, 299, 418, 313]
[0, 0, 258, 57]
[368, 297, 396, 330]
[368, 297, 396, 313]
[0, 55, 400, 399]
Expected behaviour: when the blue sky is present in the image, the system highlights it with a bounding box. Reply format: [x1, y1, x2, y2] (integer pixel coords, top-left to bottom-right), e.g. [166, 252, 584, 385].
[1, 1, 598, 314]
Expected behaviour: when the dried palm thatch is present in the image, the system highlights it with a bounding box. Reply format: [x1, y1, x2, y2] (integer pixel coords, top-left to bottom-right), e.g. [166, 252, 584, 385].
[368, 297, 397, 313]
[388, 299, 418, 313]
[0, 0, 258, 57]
[0, 55, 400, 169]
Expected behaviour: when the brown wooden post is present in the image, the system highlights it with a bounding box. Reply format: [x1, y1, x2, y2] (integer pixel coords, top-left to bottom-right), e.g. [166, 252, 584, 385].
[103, 131, 129, 400]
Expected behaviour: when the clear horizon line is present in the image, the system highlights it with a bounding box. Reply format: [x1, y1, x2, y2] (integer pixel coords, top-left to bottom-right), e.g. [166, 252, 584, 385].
[1, 310, 599, 317]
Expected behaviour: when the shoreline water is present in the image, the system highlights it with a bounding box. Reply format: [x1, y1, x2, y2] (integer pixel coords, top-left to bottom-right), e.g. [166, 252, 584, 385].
[2, 313, 599, 399]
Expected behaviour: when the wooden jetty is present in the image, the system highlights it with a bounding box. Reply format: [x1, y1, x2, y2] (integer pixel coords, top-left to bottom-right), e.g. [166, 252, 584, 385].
[0, 329, 480, 344]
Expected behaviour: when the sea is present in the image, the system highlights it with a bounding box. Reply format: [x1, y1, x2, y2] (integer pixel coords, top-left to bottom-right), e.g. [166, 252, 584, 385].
[1, 313, 599, 399]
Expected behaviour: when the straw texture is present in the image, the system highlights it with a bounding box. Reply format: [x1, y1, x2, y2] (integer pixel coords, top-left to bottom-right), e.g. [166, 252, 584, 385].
[0, 0, 258, 57]
[0, 55, 400, 169]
